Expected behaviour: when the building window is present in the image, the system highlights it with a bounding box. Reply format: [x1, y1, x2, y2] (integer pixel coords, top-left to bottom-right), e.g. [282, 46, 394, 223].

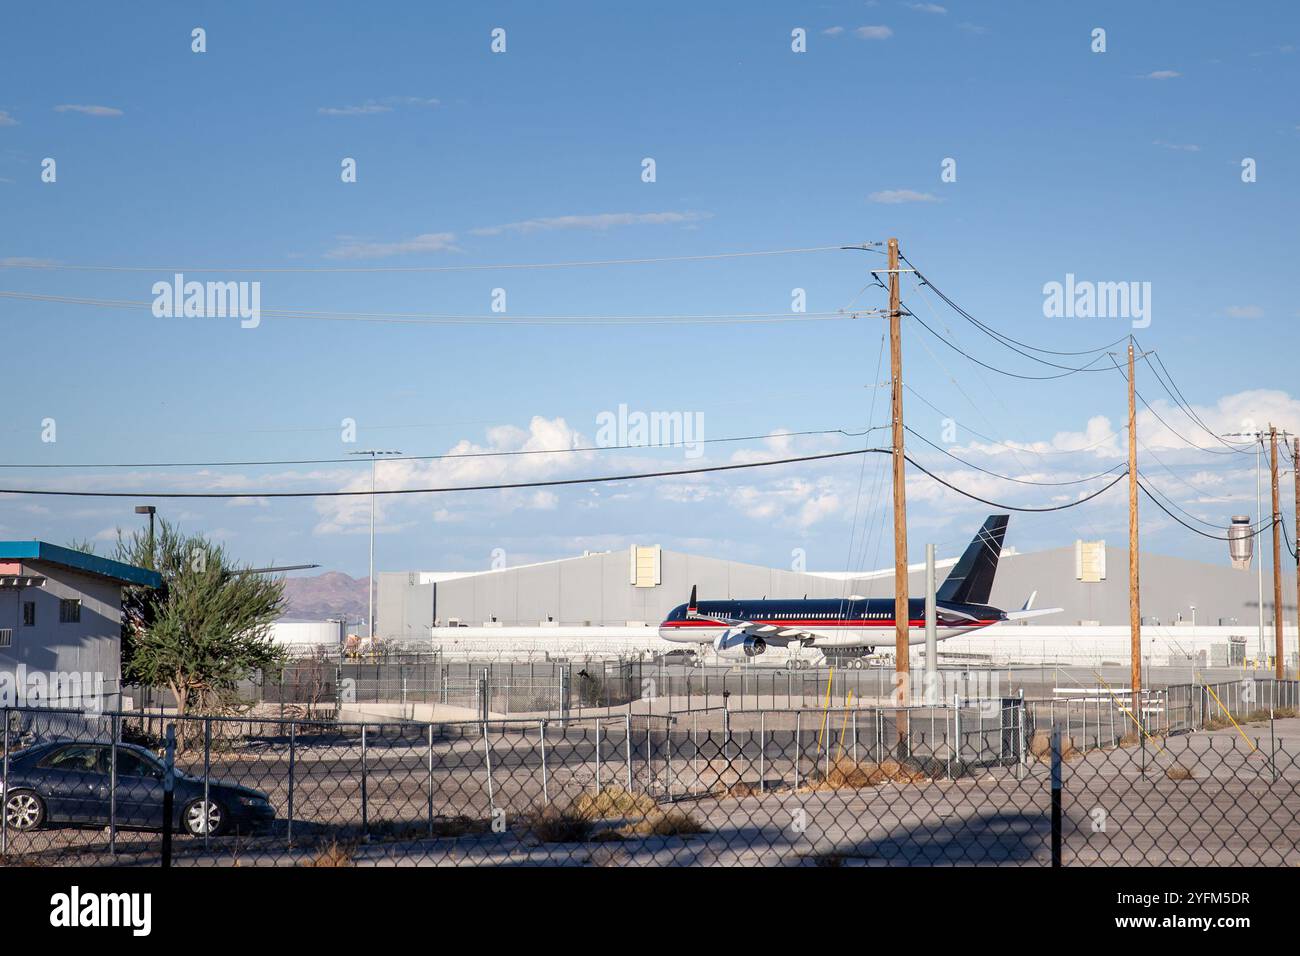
[22, 602, 36, 627]
[0, 628, 11, 648]
[59, 599, 81, 624]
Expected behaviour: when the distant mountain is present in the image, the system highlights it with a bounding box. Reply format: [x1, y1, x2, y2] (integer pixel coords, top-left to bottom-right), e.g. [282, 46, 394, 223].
[280, 571, 369, 622]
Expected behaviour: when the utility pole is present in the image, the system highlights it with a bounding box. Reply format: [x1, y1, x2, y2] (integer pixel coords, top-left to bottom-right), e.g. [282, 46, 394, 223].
[350, 449, 402, 641]
[887, 236, 909, 750]
[1294, 437, 1299, 680]
[1270, 426, 1284, 678]
[1126, 340, 1141, 724]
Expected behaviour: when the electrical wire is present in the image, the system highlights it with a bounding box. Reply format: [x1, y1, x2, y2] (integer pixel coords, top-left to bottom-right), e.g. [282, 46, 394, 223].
[0, 244, 852, 274]
[904, 425, 1127, 486]
[0, 444, 1130, 513]
[905, 457, 1128, 512]
[906, 306, 1113, 380]
[0, 426, 884, 470]
[903, 384, 1121, 456]
[899, 254, 1131, 359]
[1137, 479, 1275, 541]
[0, 291, 870, 327]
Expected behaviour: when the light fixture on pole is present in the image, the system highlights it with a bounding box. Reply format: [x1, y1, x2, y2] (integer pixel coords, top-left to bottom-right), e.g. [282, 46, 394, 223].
[1223, 431, 1267, 663]
[349, 450, 402, 640]
[134, 505, 157, 568]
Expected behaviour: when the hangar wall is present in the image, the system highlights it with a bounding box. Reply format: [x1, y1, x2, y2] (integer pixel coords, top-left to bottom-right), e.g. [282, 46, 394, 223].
[377, 543, 1279, 641]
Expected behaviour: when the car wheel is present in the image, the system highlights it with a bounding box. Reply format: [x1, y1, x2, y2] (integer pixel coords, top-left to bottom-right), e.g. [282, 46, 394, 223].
[5, 789, 46, 831]
[182, 798, 225, 836]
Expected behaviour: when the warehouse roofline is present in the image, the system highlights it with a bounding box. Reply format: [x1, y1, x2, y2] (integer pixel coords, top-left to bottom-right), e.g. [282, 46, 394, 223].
[0, 540, 163, 588]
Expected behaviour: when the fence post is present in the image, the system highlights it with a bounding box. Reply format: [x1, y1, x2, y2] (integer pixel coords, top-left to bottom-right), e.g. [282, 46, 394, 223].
[1016, 699, 1025, 781]
[161, 723, 175, 868]
[692, 713, 699, 795]
[427, 722, 436, 833]
[1270, 709, 1278, 783]
[1050, 725, 1062, 868]
[203, 718, 212, 851]
[1, 708, 9, 856]
[360, 724, 369, 838]
[624, 714, 633, 792]
[286, 719, 294, 847]
[482, 722, 495, 811]
[594, 719, 602, 794]
[759, 711, 766, 794]
[954, 694, 961, 772]
[538, 720, 549, 806]
[795, 711, 802, 790]
[109, 713, 119, 857]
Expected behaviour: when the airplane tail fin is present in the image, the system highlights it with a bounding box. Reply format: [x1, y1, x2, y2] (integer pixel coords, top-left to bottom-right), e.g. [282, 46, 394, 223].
[936, 515, 1010, 606]
[687, 585, 698, 615]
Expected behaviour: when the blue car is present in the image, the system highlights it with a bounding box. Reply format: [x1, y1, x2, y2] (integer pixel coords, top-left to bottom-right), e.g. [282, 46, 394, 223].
[1, 741, 274, 837]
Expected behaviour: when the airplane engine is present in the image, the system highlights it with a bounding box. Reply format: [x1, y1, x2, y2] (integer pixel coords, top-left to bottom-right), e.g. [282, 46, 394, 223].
[714, 630, 766, 659]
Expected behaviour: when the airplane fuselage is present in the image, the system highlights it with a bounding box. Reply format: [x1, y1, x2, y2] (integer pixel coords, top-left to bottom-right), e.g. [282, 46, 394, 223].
[657, 597, 1005, 649]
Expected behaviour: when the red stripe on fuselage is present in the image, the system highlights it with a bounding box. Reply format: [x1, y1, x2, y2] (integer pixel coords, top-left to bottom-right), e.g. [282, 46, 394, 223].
[660, 619, 998, 628]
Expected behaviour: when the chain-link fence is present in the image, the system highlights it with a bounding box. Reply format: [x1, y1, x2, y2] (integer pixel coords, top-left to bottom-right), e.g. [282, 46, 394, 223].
[5, 692, 1300, 867]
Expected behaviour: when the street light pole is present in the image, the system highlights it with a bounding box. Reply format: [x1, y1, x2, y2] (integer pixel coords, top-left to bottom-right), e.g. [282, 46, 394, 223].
[349, 450, 401, 641]
[134, 505, 157, 568]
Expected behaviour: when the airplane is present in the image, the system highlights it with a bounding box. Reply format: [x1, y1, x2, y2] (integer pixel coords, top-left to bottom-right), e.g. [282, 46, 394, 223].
[657, 515, 1061, 660]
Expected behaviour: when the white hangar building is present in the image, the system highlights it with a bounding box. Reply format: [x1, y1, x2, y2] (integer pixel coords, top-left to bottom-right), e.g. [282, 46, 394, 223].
[376, 542, 1296, 668]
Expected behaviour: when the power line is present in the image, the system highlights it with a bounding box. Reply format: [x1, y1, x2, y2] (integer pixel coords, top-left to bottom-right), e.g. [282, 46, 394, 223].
[904, 425, 1127, 486]
[903, 384, 1121, 456]
[906, 305, 1113, 380]
[0, 444, 1129, 513]
[1137, 479, 1275, 542]
[0, 291, 871, 327]
[1105, 352, 1245, 457]
[1136, 345, 1255, 456]
[0, 244, 852, 275]
[906, 457, 1128, 512]
[900, 254, 1131, 358]
[0, 448, 885, 499]
[0, 426, 883, 470]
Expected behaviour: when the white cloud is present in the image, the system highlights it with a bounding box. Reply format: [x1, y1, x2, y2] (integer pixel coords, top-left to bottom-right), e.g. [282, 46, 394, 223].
[318, 96, 439, 117]
[471, 211, 711, 237]
[325, 232, 458, 259]
[854, 26, 894, 39]
[1140, 70, 1182, 80]
[956, 415, 1123, 460]
[868, 189, 941, 204]
[1224, 305, 1264, 319]
[0, 111, 17, 127]
[1154, 140, 1200, 152]
[1138, 388, 1300, 451]
[823, 26, 845, 36]
[54, 104, 123, 117]
[313, 416, 592, 535]
[318, 103, 393, 116]
[906, 3, 947, 13]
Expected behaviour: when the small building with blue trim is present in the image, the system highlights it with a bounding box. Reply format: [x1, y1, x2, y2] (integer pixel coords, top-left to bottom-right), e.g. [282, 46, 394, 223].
[0, 542, 162, 711]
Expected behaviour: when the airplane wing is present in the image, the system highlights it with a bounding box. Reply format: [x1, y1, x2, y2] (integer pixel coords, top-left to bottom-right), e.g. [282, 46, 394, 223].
[688, 612, 815, 646]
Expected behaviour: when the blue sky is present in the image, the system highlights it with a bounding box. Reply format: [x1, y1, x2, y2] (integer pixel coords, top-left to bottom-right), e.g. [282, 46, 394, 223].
[1, 1, 1298, 586]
